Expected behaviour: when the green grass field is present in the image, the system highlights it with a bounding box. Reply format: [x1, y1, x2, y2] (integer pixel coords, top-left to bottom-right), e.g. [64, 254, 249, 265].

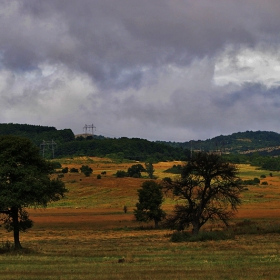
[0, 158, 280, 279]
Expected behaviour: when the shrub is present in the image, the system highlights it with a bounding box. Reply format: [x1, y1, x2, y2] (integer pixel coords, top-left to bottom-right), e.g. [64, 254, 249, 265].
[260, 174, 266, 178]
[253, 177, 260, 184]
[116, 170, 127, 178]
[97, 174, 101, 179]
[127, 164, 145, 178]
[61, 167, 69, 173]
[80, 165, 93, 177]
[261, 181, 268, 185]
[70, 168, 79, 173]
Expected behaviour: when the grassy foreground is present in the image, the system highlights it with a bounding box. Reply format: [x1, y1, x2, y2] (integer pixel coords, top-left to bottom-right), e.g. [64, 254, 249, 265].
[0, 158, 280, 279]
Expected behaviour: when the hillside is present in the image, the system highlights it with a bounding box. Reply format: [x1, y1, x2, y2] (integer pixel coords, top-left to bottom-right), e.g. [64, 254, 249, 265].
[2, 123, 280, 159]
[0, 123, 75, 145]
[160, 130, 280, 156]
[0, 123, 188, 161]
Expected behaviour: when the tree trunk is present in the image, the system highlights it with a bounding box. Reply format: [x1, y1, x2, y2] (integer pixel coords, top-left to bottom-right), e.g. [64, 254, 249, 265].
[11, 207, 22, 250]
[154, 219, 159, 229]
[191, 220, 201, 236]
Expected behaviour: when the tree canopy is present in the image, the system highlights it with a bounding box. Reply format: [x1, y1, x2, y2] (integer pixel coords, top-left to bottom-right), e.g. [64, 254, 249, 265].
[127, 164, 146, 178]
[0, 135, 67, 249]
[163, 152, 243, 235]
[134, 180, 166, 228]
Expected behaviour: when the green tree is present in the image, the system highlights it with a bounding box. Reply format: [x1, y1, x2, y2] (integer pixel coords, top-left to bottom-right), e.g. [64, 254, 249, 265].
[134, 181, 166, 228]
[145, 162, 155, 179]
[127, 164, 146, 178]
[163, 152, 242, 235]
[0, 136, 67, 249]
[80, 165, 93, 177]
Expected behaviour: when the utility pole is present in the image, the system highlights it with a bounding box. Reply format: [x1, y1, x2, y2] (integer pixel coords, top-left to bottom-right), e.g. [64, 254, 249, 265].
[83, 124, 96, 136]
[40, 140, 57, 158]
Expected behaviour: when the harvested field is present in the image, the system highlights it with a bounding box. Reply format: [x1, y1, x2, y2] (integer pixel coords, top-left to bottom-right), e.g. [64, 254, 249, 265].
[0, 157, 280, 279]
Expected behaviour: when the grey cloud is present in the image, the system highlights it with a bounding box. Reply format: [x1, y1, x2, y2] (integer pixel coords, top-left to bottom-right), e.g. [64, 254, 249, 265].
[1, 0, 279, 90]
[108, 78, 280, 140]
[1, 1, 280, 141]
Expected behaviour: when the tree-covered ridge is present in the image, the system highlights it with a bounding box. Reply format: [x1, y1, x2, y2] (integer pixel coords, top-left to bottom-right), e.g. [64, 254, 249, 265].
[0, 123, 189, 161]
[4, 124, 280, 164]
[56, 137, 189, 162]
[0, 123, 75, 146]
[160, 130, 280, 155]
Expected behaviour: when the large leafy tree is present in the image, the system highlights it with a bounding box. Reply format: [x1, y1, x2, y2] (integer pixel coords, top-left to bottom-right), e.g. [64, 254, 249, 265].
[134, 180, 166, 228]
[0, 136, 67, 249]
[163, 152, 243, 235]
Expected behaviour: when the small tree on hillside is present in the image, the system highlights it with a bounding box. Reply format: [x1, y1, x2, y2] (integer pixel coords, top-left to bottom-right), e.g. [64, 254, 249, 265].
[0, 136, 67, 249]
[80, 165, 93, 177]
[145, 162, 155, 179]
[127, 164, 146, 178]
[134, 180, 166, 228]
[163, 152, 243, 235]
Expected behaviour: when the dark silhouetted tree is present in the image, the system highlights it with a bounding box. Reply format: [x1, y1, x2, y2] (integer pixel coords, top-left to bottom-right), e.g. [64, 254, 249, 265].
[163, 152, 242, 235]
[0, 136, 67, 249]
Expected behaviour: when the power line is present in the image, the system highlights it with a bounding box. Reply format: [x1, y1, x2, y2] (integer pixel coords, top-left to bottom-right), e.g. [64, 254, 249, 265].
[83, 124, 96, 136]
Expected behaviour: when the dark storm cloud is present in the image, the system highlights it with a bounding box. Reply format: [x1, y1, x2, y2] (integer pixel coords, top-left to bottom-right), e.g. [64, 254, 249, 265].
[1, 0, 280, 141]
[1, 0, 279, 89]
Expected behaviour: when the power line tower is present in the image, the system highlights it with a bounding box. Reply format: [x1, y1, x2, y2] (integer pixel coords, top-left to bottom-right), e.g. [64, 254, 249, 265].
[40, 140, 57, 158]
[83, 124, 96, 136]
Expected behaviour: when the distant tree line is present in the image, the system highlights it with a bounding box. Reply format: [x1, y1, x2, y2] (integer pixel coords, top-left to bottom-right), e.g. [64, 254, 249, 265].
[160, 130, 280, 155]
[0, 123, 189, 161]
[55, 137, 189, 162]
[0, 123, 74, 150]
[222, 153, 280, 171]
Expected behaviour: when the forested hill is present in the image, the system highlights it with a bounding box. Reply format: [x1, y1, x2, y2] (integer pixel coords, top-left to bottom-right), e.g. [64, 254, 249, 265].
[3, 124, 280, 159]
[160, 131, 280, 156]
[0, 123, 189, 161]
[0, 123, 75, 146]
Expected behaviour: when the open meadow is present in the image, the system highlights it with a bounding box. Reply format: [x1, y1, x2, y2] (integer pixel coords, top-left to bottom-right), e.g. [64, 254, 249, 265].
[0, 157, 280, 279]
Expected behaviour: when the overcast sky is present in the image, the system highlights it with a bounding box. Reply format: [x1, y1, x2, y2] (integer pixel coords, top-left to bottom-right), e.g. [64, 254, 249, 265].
[1, 0, 280, 141]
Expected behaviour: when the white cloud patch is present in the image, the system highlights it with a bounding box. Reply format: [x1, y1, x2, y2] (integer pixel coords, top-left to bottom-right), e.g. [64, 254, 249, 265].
[0, 64, 99, 131]
[214, 45, 280, 88]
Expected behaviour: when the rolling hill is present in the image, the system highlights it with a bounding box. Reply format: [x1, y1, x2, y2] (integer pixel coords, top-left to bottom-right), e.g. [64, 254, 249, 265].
[1, 123, 280, 159]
